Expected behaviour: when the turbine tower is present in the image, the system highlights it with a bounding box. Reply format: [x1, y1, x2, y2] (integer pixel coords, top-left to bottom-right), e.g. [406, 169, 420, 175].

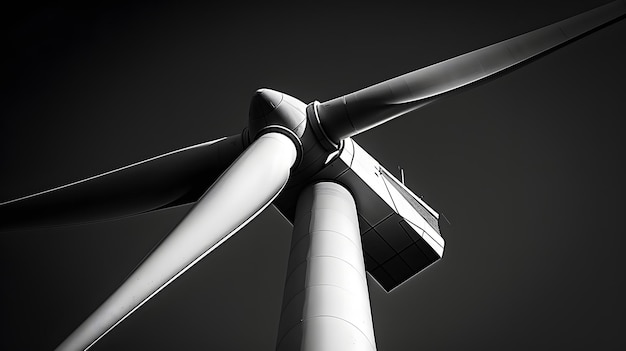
[1, 2, 624, 350]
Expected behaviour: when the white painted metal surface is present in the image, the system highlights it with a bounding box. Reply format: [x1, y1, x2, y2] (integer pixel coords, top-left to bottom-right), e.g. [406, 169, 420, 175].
[56, 132, 297, 351]
[276, 182, 376, 351]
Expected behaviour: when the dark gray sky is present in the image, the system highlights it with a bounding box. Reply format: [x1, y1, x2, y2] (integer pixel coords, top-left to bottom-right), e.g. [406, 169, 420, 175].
[1, 0, 625, 350]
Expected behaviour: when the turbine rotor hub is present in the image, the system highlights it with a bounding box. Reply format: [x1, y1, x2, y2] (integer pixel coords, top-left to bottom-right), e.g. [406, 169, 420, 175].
[248, 88, 308, 142]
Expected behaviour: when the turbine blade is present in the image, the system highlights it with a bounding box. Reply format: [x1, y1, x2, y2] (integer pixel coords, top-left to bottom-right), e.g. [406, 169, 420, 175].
[0, 135, 246, 230]
[55, 132, 298, 351]
[316, 0, 626, 143]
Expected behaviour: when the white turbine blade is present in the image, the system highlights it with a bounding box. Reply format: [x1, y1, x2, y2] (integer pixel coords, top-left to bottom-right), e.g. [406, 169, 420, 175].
[55, 132, 298, 351]
[0, 135, 245, 231]
[315, 0, 626, 142]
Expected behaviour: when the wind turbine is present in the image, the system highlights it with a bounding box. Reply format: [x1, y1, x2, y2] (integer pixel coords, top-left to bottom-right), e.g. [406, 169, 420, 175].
[1, 1, 624, 350]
